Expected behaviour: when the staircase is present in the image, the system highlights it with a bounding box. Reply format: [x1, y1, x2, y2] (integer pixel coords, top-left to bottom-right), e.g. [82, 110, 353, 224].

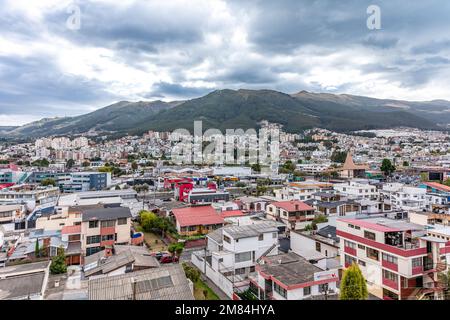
[256, 243, 278, 263]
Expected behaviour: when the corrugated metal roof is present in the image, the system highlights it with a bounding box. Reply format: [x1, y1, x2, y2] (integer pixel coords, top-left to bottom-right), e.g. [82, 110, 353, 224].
[88, 264, 194, 300]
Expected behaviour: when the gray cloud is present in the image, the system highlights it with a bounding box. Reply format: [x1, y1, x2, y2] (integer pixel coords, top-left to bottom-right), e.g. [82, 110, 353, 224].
[2, 0, 450, 125]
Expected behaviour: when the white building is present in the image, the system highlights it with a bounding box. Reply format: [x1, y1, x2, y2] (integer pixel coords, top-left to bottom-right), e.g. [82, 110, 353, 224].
[191, 221, 280, 298]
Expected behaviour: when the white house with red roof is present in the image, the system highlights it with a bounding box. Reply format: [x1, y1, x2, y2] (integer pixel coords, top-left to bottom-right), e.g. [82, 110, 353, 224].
[266, 200, 315, 230]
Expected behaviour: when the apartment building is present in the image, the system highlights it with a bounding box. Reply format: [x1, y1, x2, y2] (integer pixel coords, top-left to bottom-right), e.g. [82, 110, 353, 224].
[336, 216, 446, 300]
[380, 183, 426, 211]
[273, 181, 333, 201]
[80, 207, 132, 256]
[191, 221, 280, 299]
[0, 185, 59, 208]
[334, 180, 379, 200]
[266, 200, 315, 231]
[27, 171, 111, 193]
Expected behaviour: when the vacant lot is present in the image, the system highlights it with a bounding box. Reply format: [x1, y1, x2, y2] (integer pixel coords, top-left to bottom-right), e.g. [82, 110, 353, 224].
[134, 223, 168, 252]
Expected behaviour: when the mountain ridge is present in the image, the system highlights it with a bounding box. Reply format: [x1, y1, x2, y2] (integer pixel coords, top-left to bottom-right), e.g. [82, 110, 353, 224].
[2, 89, 448, 139]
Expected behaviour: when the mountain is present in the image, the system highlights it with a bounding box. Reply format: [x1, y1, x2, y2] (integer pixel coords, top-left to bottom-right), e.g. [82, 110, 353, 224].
[4, 100, 182, 138]
[129, 89, 437, 134]
[1, 89, 446, 139]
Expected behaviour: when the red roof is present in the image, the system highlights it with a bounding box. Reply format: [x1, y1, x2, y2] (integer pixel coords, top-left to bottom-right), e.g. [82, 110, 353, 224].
[271, 201, 314, 212]
[221, 210, 245, 218]
[61, 225, 81, 234]
[172, 206, 225, 227]
[0, 183, 14, 190]
[337, 218, 400, 232]
[423, 182, 450, 192]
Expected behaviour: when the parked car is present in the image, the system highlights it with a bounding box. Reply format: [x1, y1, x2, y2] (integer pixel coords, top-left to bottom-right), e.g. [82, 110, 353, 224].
[160, 255, 179, 264]
[150, 251, 170, 260]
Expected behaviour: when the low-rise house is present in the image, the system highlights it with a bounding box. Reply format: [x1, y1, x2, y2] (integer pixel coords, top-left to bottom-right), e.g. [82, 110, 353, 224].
[0, 261, 50, 300]
[249, 252, 339, 300]
[83, 245, 159, 278]
[266, 200, 315, 230]
[171, 205, 224, 236]
[291, 225, 340, 260]
[81, 207, 132, 256]
[88, 264, 194, 300]
[191, 221, 280, 299]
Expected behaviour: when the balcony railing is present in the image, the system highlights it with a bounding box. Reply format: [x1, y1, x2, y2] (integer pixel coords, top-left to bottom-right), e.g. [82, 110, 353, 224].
[412, 266, 423, 275]
[344, 247, 357, 256]
[382, 278, 399, 291]
[382, 260, 398, 272]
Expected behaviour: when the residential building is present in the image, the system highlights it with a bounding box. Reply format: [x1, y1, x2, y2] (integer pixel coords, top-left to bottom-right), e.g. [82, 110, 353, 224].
[266, 200, 315, 230]
[336, 216, 446, 300]
[249, 252, 339, 300]
[171, 205, 224, 236]
[88, 264, 195, 300]
[191, 221, 280, 298]
[81, 207, 132, 256]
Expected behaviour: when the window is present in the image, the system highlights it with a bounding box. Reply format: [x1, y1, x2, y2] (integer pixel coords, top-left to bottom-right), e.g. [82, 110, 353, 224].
[89, 220, 98, 228]
[354, 225, 361, 230]
[303, 286, 311, 296]
[364, 231, 376, 241]
[86, 235, 101, 244]
[258, 234, 264, 241]
[318, 284, 328, 293]
[272, 232, 277, 238]
[223, 235, 231, 243]
[235, 267, 246, 275]
[345, 254, 356, 266]
[274, 282, 287, 298]
[117, 218, 127, 225]
[358, 244, 366, 250]
[344, 240, 356, 249]
[412, 257, 422, 268]
[101, 220, 115, 228]
[366, 248, 379, 261]
[382, 253, 398, 264]
[348, 224, 355, 229]
[316, 242, 321, 252]
[86, 246, 101, 256]
[235, 251, 252, 263]
[101, 234, 114, 241]
[382, 269, 398, 282]
[358, 260, 366, 267]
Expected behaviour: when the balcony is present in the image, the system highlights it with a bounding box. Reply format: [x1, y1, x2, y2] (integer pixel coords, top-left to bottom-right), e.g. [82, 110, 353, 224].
[100, 226, 115, 236]
[412, 266, 423, 275]
[344, 247, 357, 256]
[382, 260, 398, 272]
[100, 239, 115, 247]
[382, 278, 399, 291]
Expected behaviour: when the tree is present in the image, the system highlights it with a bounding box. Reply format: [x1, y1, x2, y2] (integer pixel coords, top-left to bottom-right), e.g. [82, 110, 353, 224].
[438, 269, 450, 300]
[168, 242, 184, 261]
[182, 262, 200, 283]
[41, 178, 57, 187]
[402, 161, 409, 167]
[331, 151, 347, 163]
[66, 159, 75, 169]
[251, 163, 261, 173]
[443, 179, 450, 187]
[35, 238, 40, 258]
[339, 263, 368, 300]
[380, 158, 396, 176]
[50, 247, 67, 274]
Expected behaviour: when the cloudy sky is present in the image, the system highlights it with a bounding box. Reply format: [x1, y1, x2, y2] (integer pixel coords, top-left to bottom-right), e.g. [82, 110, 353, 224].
[2, 0, 450, 125]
